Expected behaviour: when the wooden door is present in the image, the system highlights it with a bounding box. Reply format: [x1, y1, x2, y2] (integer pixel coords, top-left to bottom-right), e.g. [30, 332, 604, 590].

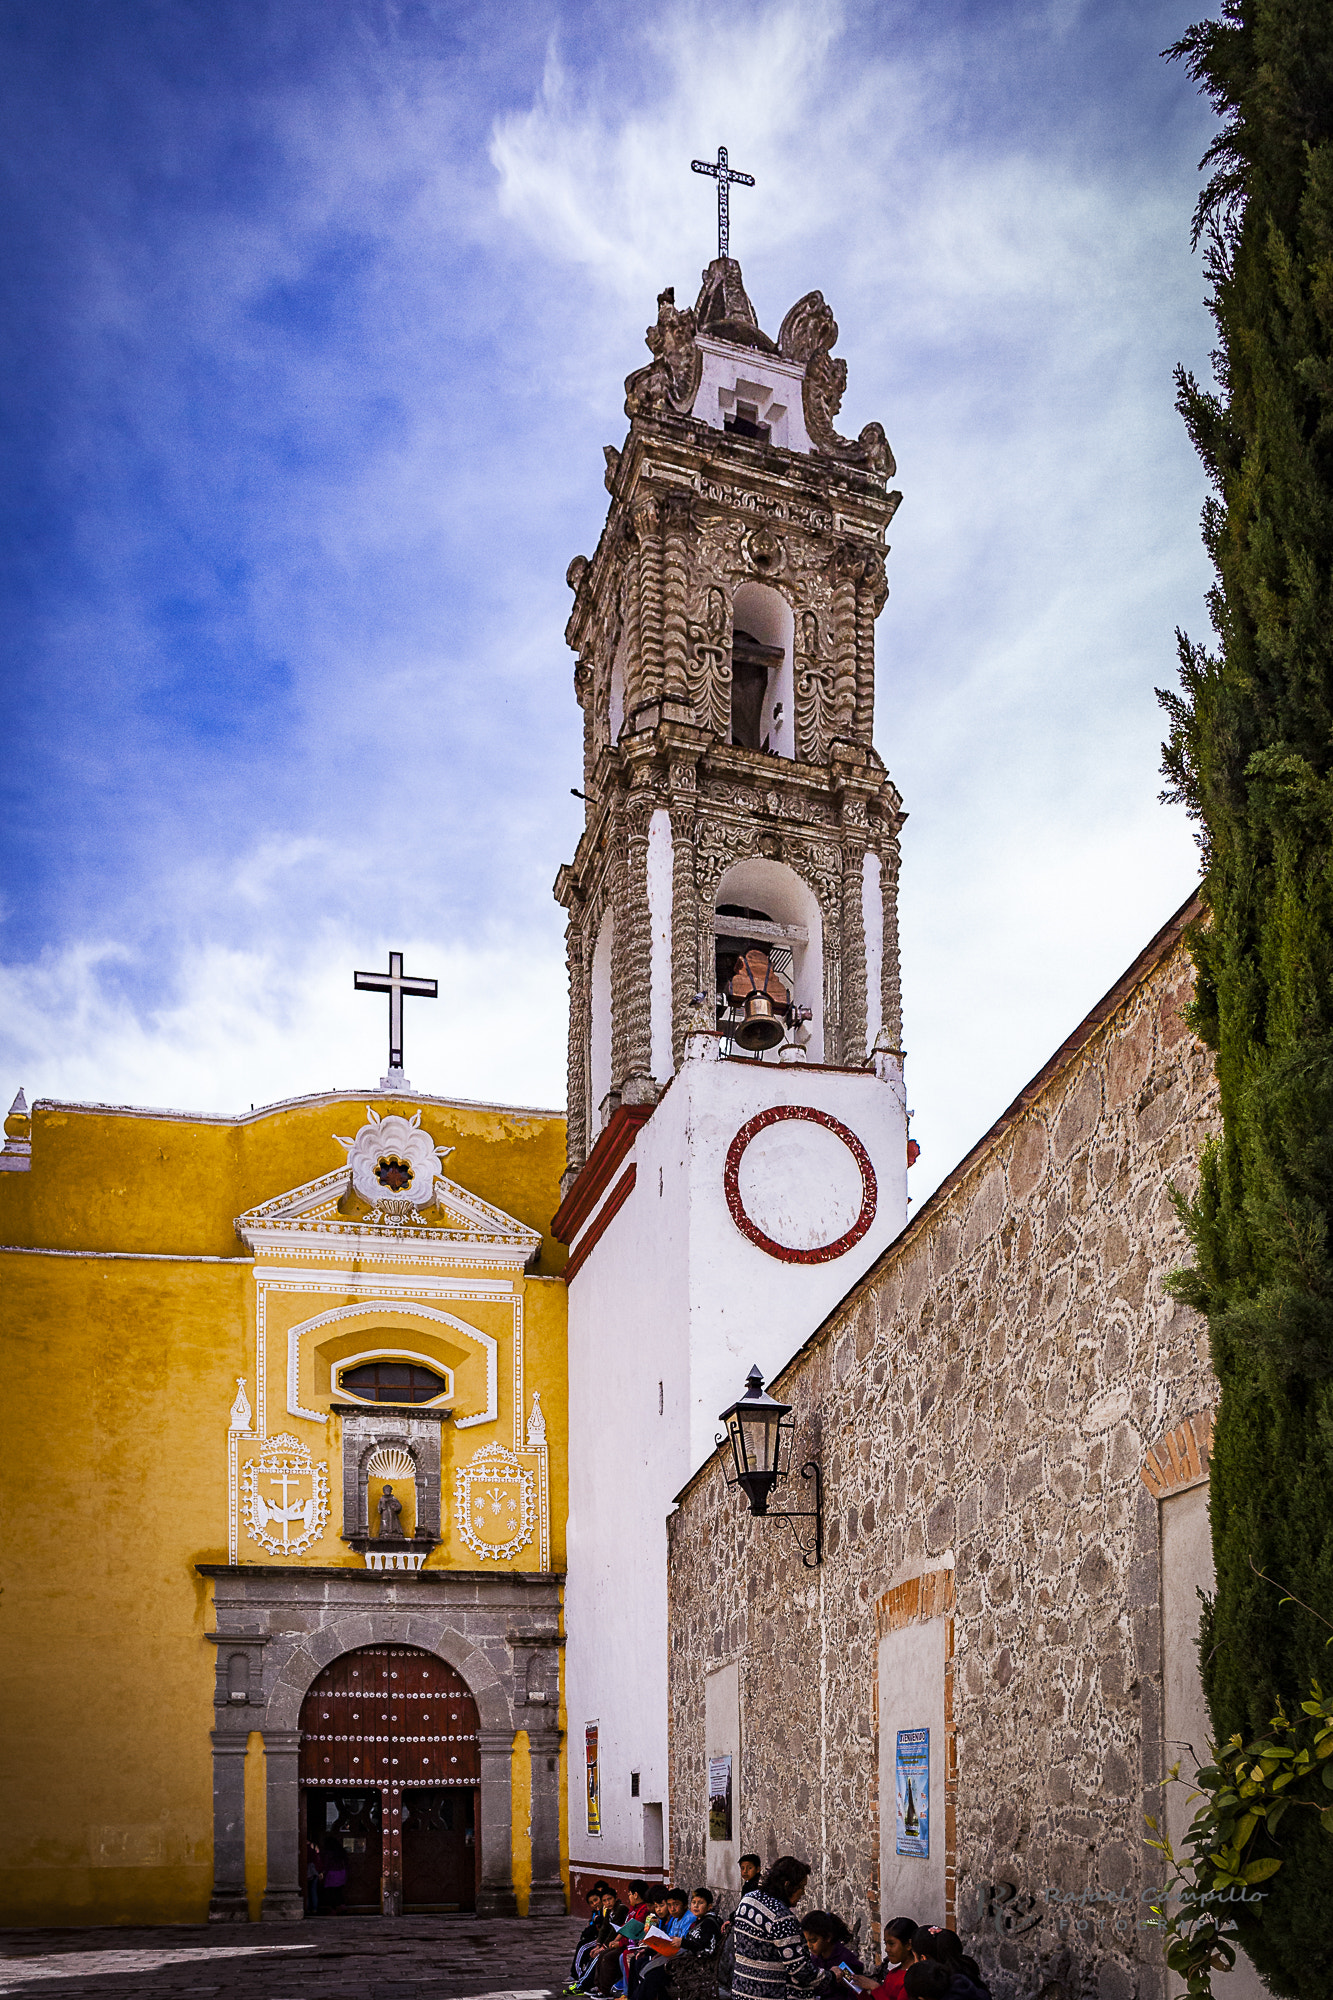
[300, 1644, 481, 1914]
[401, 1787, 477, 1911]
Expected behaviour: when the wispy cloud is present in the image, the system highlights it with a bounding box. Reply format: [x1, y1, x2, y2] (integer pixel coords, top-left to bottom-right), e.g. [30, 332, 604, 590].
[1, 0, 1213, 1194]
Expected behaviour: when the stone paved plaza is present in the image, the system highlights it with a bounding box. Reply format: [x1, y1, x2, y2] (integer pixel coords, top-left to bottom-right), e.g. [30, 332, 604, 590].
[0, 1916, 587, 2000]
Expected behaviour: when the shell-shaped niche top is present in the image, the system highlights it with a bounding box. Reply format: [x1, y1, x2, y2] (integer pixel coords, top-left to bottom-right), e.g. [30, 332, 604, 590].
[334, 1107, 453, 1210]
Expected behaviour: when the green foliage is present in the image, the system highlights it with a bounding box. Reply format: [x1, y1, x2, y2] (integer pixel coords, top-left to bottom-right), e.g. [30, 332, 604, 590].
[1146, 1683, 1333, 1997]
[1158, 1, 1333, 1991]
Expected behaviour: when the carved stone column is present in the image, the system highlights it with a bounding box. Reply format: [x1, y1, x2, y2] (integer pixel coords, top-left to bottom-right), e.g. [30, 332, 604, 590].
[854, 553, 886, 745]
[476, 1728, 519, 1917]
[830, 545, 863, 740]
[208, 1731, 250, 1922]
[840, 835, 869, 1066]
[607, 827, 631, 1100]
[661, 493, 692, 705]
[622, 522, 644, 720]
[617, 781, 658, 1102]
[879, 832, 904, 1049]
[669, 764, 701, 1066]
[575, 656, 596, 799]
[635, 497, 665, 710]
[260, 1729, 305, 1922]
[565, 918, 588, 1176]
[526, 1728, 567, 1915]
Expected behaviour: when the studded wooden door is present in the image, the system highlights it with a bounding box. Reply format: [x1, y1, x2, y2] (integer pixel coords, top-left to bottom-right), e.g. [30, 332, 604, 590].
[299, 1644, 481, 1913]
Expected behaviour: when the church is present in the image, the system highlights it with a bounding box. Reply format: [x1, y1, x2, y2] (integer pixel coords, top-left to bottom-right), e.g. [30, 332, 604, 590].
[2, 223, 1249, 1997]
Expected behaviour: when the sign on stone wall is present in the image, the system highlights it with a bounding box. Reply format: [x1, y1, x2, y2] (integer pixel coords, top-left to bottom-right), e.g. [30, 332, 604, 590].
[708, 1754, 733, 1840]
[895, 1729, 930, 1858]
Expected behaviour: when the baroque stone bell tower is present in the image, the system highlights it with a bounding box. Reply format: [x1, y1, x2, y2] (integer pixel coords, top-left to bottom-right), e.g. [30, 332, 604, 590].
[556, 257, 905, 1188]
[554, 256, 912, 1897]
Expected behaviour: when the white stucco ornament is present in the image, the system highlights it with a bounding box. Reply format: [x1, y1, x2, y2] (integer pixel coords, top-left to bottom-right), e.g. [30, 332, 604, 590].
[335, 1106, 453, 1209]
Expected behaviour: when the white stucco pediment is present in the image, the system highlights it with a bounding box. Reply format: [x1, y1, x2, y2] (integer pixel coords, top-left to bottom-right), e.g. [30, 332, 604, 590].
[234, 1109, 542, 1270]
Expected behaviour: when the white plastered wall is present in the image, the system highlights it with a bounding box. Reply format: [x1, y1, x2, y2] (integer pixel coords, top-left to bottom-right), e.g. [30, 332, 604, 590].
[878, 1616, 947, 1929]
[1161, 1484, 1267, 1999]
[610, 629, 627, 743]
[863, 851, 884, 1050]
[648, 809, 674, 1086]
[590, 911, 614, 1134]
[564, 1047, 908, 1877]
[705, 1660, 741, 1894]
[691, 336, 813, 454]
[732, 582, 795, 761]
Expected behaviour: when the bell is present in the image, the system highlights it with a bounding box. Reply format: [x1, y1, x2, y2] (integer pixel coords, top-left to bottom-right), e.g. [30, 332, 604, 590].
[733, 992, 786, 1052]
[726, 945, 791, 1052]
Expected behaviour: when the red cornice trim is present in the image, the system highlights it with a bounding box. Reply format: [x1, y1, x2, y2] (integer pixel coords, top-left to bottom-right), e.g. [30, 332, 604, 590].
[552, 1104, 654, 1244]
[562, 1167, 636, 1285]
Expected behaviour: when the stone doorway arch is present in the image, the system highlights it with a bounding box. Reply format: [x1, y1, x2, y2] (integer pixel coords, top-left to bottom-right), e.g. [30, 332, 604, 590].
[300, 1644, 480, 1916]
[202, 1566, 566, 1923]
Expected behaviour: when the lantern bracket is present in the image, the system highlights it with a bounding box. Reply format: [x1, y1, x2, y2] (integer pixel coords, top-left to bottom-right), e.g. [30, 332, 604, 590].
[715, 1414, 823, 1568]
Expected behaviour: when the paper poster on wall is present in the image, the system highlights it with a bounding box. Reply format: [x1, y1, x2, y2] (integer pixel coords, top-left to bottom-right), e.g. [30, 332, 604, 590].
[708, 1754, 733, 1841]
[895, 1728, 929, 1858]
[586, 1723, 601, 1838]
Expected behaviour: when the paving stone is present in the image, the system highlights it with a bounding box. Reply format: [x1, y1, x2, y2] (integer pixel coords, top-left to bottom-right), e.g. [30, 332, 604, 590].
[0, 1917, 585, 2000]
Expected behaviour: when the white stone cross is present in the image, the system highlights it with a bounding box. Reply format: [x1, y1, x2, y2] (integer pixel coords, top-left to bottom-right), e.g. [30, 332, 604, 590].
[691, 146, 755, 260]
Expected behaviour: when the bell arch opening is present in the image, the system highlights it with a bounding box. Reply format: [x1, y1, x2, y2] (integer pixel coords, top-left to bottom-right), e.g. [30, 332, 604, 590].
[731, 582, 795, 758]
[714, 857, 824, 1063]
[299, 1644, 481, 1916]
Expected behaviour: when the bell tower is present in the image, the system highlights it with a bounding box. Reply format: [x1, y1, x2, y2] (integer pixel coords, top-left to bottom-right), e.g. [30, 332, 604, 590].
[555, 256, 911, 1896]
[557, 259, 905, 1177]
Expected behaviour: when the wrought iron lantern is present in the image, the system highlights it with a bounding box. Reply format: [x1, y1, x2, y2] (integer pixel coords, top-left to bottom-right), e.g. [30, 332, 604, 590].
[717, 1364, 822, 1566]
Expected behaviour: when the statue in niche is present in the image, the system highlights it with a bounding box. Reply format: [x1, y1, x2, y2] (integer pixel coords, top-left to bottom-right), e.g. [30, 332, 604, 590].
[377, 1485, 405, 1539]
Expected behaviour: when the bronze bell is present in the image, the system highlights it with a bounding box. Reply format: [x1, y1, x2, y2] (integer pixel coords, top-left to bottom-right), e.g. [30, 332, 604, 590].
[729, 947, 790, 1052]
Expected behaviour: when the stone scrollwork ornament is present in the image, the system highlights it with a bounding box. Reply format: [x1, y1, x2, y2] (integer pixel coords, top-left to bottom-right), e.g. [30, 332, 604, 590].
[741, 525, 785, 576]
[777, 291, 896, 479]
[624, 287, 703, 417]
[686, 583, 731, 740]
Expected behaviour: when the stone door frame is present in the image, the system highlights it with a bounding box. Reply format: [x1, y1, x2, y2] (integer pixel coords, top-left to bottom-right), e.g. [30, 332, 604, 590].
[200, 1564, 566, 1921]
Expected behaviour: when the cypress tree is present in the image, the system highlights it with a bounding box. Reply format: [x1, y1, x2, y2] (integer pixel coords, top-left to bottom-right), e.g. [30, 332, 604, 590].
[1160, 2, 1333, 1991]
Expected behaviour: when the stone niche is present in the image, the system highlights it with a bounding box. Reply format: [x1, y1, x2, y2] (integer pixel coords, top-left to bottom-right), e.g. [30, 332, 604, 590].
[336, 1404, 448, 1572]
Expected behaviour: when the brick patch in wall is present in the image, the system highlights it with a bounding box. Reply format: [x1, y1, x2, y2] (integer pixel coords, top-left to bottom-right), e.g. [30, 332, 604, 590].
[1139, 1408, 1214, 1499]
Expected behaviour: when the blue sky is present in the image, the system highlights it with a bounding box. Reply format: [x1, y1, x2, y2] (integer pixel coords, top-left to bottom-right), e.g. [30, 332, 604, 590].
[1, 0, 1217, 1197]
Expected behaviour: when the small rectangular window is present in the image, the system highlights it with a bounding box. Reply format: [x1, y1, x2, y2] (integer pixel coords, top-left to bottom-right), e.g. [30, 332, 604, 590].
[631, 1771, 640, 1797]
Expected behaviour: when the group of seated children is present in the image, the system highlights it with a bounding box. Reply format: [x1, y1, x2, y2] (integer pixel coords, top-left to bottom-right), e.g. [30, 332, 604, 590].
[826, 1916, 989, 2000]
[569, 1881, 721, 1999]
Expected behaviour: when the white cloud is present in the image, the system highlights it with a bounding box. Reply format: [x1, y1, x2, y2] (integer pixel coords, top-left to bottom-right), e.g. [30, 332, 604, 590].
[4, 0, 1216, 1205]
[0, 925, 565, 1120]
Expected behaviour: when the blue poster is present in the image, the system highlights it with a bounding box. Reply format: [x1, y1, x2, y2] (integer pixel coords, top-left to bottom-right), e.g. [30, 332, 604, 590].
[895, 1728, 929, 1858]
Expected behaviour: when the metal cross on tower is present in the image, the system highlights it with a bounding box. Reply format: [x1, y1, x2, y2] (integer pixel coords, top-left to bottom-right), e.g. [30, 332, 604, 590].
[354, 950, 438, 1088]
[691, 145, 755, 260]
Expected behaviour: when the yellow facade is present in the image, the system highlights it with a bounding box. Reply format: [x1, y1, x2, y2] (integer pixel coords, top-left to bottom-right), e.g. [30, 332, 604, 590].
[0, 1087, 568, 1925]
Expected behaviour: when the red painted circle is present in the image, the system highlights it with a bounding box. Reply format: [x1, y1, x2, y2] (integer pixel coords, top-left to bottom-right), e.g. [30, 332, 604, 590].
[723, 1105, 877, 1264]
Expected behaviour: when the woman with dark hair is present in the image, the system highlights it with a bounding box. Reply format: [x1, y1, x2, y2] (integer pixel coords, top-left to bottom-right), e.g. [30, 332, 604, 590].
[835, 1918, 917, 2000]
[801, 1911, 862, 1996]
[731, 1856, 819, 2000]
[911, 1931, 988, 2000]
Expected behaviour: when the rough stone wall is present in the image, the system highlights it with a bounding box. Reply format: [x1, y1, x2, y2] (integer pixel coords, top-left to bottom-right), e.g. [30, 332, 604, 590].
[667, 916, 1218, 2000]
